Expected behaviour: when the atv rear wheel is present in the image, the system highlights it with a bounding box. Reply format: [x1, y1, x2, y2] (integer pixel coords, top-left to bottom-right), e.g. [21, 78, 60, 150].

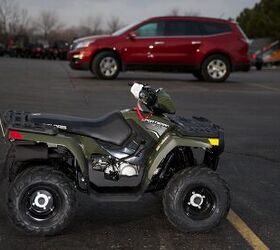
[7, 166, 76, 236]
[163, 167, 230, 233]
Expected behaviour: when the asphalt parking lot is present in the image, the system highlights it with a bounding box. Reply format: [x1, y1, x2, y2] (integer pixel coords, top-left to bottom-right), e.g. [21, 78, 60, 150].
[0, 57, 279, 250]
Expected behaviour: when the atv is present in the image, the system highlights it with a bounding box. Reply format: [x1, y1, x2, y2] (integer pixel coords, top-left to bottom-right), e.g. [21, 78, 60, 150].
[0, 82, 230, 236]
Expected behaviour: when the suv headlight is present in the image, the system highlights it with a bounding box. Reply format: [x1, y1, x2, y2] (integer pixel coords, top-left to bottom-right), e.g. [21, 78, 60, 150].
[75, 40, 95, 49]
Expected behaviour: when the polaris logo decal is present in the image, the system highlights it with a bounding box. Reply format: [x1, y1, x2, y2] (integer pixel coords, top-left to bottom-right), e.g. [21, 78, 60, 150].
[45, 123, 67, 130]
[144, 119, 169, 128]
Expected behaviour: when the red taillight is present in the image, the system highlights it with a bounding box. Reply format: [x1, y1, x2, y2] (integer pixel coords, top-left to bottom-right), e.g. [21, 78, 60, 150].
[8, 130, 23, 140]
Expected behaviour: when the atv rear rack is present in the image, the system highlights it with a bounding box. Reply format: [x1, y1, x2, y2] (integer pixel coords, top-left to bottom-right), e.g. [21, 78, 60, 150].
[2, 110, 58, 136]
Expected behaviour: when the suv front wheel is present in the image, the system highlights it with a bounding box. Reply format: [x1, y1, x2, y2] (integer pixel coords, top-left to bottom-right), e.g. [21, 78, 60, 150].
[201, 55, 231, 82]
[91, 51, 120, 80]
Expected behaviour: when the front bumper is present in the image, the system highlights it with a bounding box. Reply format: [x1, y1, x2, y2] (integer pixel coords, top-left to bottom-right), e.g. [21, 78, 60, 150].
[68, 49, 92, 71]
[69, 60, 90, 70]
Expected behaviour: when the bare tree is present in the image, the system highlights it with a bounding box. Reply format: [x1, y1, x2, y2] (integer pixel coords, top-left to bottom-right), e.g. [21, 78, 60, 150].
[168, 8, 180, 16]
[60, 26, 80, 42]
[35, 10, 62, 39]
[9, 8, 31, 35]
[107, 16, 122, 34]
[80, 15, 103, 36]
[184, 10, 200, 17]
[0, 0, 31, 45]
[18, 9, 31, 34]
[0, 0, 19, 35]
[167, 8, 200, 17]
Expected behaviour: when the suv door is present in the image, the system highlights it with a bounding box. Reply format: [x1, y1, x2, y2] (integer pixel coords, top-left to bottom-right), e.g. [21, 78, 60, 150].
[121, 21, 164, 65]
[151, 20, 203, 67]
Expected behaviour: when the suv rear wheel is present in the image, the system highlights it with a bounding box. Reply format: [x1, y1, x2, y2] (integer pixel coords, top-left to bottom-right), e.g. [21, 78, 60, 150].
[201, 55, 231, 82]
[91, 51, 120, 80]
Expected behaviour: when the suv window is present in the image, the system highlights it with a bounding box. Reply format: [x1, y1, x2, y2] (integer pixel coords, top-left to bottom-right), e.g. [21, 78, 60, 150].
[135, 22, 164, 37]
[164, 20, 202, 36]
[200, 22, 232, 35]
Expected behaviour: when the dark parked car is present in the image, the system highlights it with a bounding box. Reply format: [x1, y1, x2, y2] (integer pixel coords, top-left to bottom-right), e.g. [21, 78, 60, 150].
[30, 44, 45, 59]
[0, 43, 5, 56]
[250, 51, 263, 71]
[44, 41, 69, 60]
[68, 16, 251, 82]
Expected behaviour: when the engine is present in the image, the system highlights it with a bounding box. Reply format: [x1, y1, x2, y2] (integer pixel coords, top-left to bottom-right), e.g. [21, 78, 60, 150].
[91, 155, 139, 181]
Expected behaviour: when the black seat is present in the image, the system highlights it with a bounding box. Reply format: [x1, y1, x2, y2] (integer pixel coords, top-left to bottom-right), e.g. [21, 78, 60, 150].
[29, 112, 132, 145]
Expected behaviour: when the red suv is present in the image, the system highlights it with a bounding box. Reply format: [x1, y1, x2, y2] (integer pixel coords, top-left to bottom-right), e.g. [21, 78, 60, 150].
[68, 16, 250, 82]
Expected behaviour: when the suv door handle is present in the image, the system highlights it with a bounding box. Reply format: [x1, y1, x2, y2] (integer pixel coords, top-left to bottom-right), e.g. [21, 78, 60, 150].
[154, 41, 165, 45]
[191, 41, 202, 45]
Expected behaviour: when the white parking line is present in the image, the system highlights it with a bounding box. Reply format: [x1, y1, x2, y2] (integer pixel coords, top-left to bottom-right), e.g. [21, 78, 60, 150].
[246, 83, 280, 92]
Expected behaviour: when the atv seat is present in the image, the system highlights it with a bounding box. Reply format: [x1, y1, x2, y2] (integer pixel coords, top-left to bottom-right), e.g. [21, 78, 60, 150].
[29, 112, 132, 146]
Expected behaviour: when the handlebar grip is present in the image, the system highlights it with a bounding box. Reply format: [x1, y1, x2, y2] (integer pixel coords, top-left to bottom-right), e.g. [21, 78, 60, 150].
[129, 82, 148, 87]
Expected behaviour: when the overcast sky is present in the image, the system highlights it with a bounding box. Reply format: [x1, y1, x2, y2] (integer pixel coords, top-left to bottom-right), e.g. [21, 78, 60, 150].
[20, 0, 260, 27]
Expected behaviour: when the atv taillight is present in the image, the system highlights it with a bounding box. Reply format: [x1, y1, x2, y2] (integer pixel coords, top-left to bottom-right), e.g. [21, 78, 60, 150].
[8, 130, 23, 140]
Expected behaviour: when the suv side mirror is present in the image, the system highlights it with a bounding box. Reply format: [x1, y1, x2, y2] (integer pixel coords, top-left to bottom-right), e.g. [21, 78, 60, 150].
[127, 31, 137, 40]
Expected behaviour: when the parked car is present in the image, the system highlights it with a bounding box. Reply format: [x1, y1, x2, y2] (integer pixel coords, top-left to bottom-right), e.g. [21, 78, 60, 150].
[7, 46, 22, 58]
[68, 16, 251, 82]
[250, 50, 263, 71]
[262, 41, 280, 67]
[30, 44, 45, 59]
[0, 43, 5, 56]
[55, 41, 70, 60]
[44, 41, 69, 60]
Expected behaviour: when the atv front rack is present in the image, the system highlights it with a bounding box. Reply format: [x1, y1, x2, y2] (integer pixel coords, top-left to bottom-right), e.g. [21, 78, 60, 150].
[169, 115, 223, 138]
[2, 110, 58, 136]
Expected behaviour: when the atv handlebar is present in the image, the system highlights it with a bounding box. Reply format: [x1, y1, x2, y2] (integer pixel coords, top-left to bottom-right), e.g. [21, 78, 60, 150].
[130, 82, 157, 108]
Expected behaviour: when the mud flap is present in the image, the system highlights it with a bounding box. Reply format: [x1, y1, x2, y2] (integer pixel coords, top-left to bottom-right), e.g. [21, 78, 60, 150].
[0, 118, 5, 138]
[0, 117, 9, 180]
[0, 139, 10, 181]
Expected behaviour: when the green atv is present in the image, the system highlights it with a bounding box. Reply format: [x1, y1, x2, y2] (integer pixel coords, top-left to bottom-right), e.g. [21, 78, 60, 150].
[0, 82, 230, 236]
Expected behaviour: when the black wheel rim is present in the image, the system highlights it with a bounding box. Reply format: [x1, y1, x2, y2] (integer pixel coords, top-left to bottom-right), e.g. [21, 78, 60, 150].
[183, 185, 217, 220]
[20, 184, 63, 224]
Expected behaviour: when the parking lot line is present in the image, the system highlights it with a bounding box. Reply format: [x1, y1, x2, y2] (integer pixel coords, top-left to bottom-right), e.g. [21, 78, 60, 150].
[227, 209, 269, 250]
[246, 83, 280, 92]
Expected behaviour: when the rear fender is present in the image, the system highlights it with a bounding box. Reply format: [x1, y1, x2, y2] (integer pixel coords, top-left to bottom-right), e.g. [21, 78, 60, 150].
[14, 131, 88, 175]
[147, 135, 212, 180]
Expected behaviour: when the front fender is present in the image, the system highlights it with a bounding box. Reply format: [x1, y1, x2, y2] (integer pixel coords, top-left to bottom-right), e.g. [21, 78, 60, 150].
[147, 135, 212, 180]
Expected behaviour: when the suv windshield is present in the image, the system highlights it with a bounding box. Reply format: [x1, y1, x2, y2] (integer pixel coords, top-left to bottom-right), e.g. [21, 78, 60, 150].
[112, 22, 137, 36]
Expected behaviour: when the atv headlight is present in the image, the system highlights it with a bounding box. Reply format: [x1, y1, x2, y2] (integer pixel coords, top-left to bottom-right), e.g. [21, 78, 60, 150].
[75, 40, 94, 49]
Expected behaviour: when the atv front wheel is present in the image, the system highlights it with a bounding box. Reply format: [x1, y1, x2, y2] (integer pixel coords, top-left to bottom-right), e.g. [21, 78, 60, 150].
[163, 167, 230, 233]
[7, 166, 76, 235]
